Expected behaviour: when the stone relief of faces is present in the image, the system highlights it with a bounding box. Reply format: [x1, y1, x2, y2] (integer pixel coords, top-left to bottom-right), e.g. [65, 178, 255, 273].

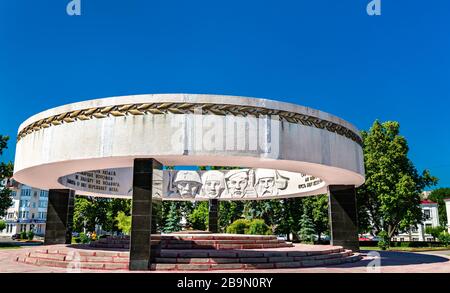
[254, 169, 289, 197]
[224, 169, 255, 198]
[172, 171, 202, 199]
[164, 169, 294, 200]
[201, 170, 225, 199]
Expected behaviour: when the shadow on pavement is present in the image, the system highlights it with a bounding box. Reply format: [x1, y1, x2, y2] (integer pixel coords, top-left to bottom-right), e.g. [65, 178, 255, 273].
[340, 250, 450, 268]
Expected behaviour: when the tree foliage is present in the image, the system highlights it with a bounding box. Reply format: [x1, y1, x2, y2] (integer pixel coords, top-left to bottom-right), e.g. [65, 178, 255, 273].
[0, 220, 6, 231]
[73, 196, 131, 233]
[302, 195, 329, 241]
[428, 188, 450, 227]
[356, 121, 438, 238]
[0, 135, 13, 217]
[188, 201, 209, 231]
[162, 201, 183, 233]
[116, 211, 131, 234]
[298, 206, 315, 243]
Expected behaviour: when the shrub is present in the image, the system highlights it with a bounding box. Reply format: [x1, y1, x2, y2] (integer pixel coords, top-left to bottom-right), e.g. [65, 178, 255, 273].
[439, 231, 450, 246]
[78, 232, 90, 244]
[425, 226, 445, 240]
[27, 230, 34, 241]
[20, 231, 27, 240]
[226, 219, 251, 234]
[0, 220, 6, 232]
[116, 211, 131, 235]
[247, 219, 271, 235]
[377, 231, 390, 250]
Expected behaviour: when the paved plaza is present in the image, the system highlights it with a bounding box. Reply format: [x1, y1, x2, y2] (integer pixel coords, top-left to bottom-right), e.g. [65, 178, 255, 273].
[1, 246, 449, 273]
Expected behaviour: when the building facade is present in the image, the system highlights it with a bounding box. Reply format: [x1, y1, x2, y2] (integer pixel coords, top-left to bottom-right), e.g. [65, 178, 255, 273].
[392, 199, 440, 242]
[445, 198, 450, 233]
[0, 178, 48, 237]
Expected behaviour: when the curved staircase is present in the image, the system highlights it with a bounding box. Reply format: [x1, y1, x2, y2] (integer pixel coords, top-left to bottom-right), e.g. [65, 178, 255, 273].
[15, 234, 361, 271]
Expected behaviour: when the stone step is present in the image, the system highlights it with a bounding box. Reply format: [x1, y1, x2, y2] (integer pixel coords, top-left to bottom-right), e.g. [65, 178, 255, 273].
[156, 247, 344, 258]
[150, 254, 362, 271]
[154, 250, 352, 264]
[16, 243, 358, 271]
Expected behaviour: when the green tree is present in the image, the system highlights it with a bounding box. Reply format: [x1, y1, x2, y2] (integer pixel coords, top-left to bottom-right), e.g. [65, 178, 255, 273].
[0, 135, 13, 217]
[243, 199, 282, 227]
[104, 198, 131, 233]
[73, 196, 110, 233]
[0, 220, 6, 232]
[438, 231, 450, 246]
[116, 211, 131, 234]
[298, 207, 315, 243]
[428, 188, 450, 228]
[188, 201, 209, 231]
[425, 226, 445, 241]
[303, 195, 329, 242]
[356, 121, 438, 239]
[219, 201, 244, 231]
[162, 201, 182, 233]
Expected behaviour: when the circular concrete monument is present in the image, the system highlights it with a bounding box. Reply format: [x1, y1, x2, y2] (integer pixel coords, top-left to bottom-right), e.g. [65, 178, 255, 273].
[13, 94, 365, 270]
[14, 94, 364, 197]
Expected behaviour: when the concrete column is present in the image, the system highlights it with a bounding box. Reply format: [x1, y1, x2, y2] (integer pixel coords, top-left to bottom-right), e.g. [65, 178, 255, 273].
[328, 185, 359, 252]
[129, 158, 163, 271]
[208, 199, 219, 233]
[44, 189, 75, 245]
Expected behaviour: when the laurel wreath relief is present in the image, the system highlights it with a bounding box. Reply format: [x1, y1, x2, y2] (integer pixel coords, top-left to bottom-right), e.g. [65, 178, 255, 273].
[17, 102, 362, 146]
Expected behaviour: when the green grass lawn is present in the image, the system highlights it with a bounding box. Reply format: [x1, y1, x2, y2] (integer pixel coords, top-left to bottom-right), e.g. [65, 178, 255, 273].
[361, 246, 450, 252]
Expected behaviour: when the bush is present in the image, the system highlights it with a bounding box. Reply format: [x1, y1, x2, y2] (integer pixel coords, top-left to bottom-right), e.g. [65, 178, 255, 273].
[247, 219, 271, 235]
[425, 226, 445, 240]
[226, 219, 251, 234]
[20, 231, 27, 240]
[27, 230, 34, 241]
[0, 220, 6, 232]
[116, 211, 131, 235]
[377, 231, 390, 250]
[439, 231, 450, 246]
[78, 232, 90, 244]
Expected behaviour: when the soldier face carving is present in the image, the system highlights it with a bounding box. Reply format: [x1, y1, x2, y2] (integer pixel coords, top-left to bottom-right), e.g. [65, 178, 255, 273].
[173, 171, 202, 198]
[226, 173, 249, 198]
[201, 171, 225, 198]
[176, 181, 201, 198]
[256, 177, 275, 197]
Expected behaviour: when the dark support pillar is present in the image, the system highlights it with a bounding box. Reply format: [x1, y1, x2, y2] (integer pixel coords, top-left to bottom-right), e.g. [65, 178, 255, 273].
[44, 189, 75, 245]
[328, 185, 359, 252]
[208, 199, 219, 233]
[129, 158, 163, 271]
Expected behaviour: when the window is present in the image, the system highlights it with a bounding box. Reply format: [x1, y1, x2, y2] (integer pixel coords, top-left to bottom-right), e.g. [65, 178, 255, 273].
[21, 189, 31, 197]
[423, 210, 431, 220]
[39, 190, 48, 198]
[39, 201, 47, 208]
[32, 202, 36, 208]
[412, 238, 419, 241]
[400, 238, 404, 242]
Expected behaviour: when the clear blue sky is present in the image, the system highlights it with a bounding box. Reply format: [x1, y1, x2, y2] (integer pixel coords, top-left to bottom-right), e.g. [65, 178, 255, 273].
[0, 0, 449, 187]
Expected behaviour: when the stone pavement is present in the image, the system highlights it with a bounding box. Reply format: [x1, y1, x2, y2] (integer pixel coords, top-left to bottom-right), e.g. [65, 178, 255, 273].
[1, 247, 450, 273]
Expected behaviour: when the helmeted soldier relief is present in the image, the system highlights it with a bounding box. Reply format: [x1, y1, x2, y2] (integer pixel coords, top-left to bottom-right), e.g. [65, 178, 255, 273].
[172, 171, 202, 199]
